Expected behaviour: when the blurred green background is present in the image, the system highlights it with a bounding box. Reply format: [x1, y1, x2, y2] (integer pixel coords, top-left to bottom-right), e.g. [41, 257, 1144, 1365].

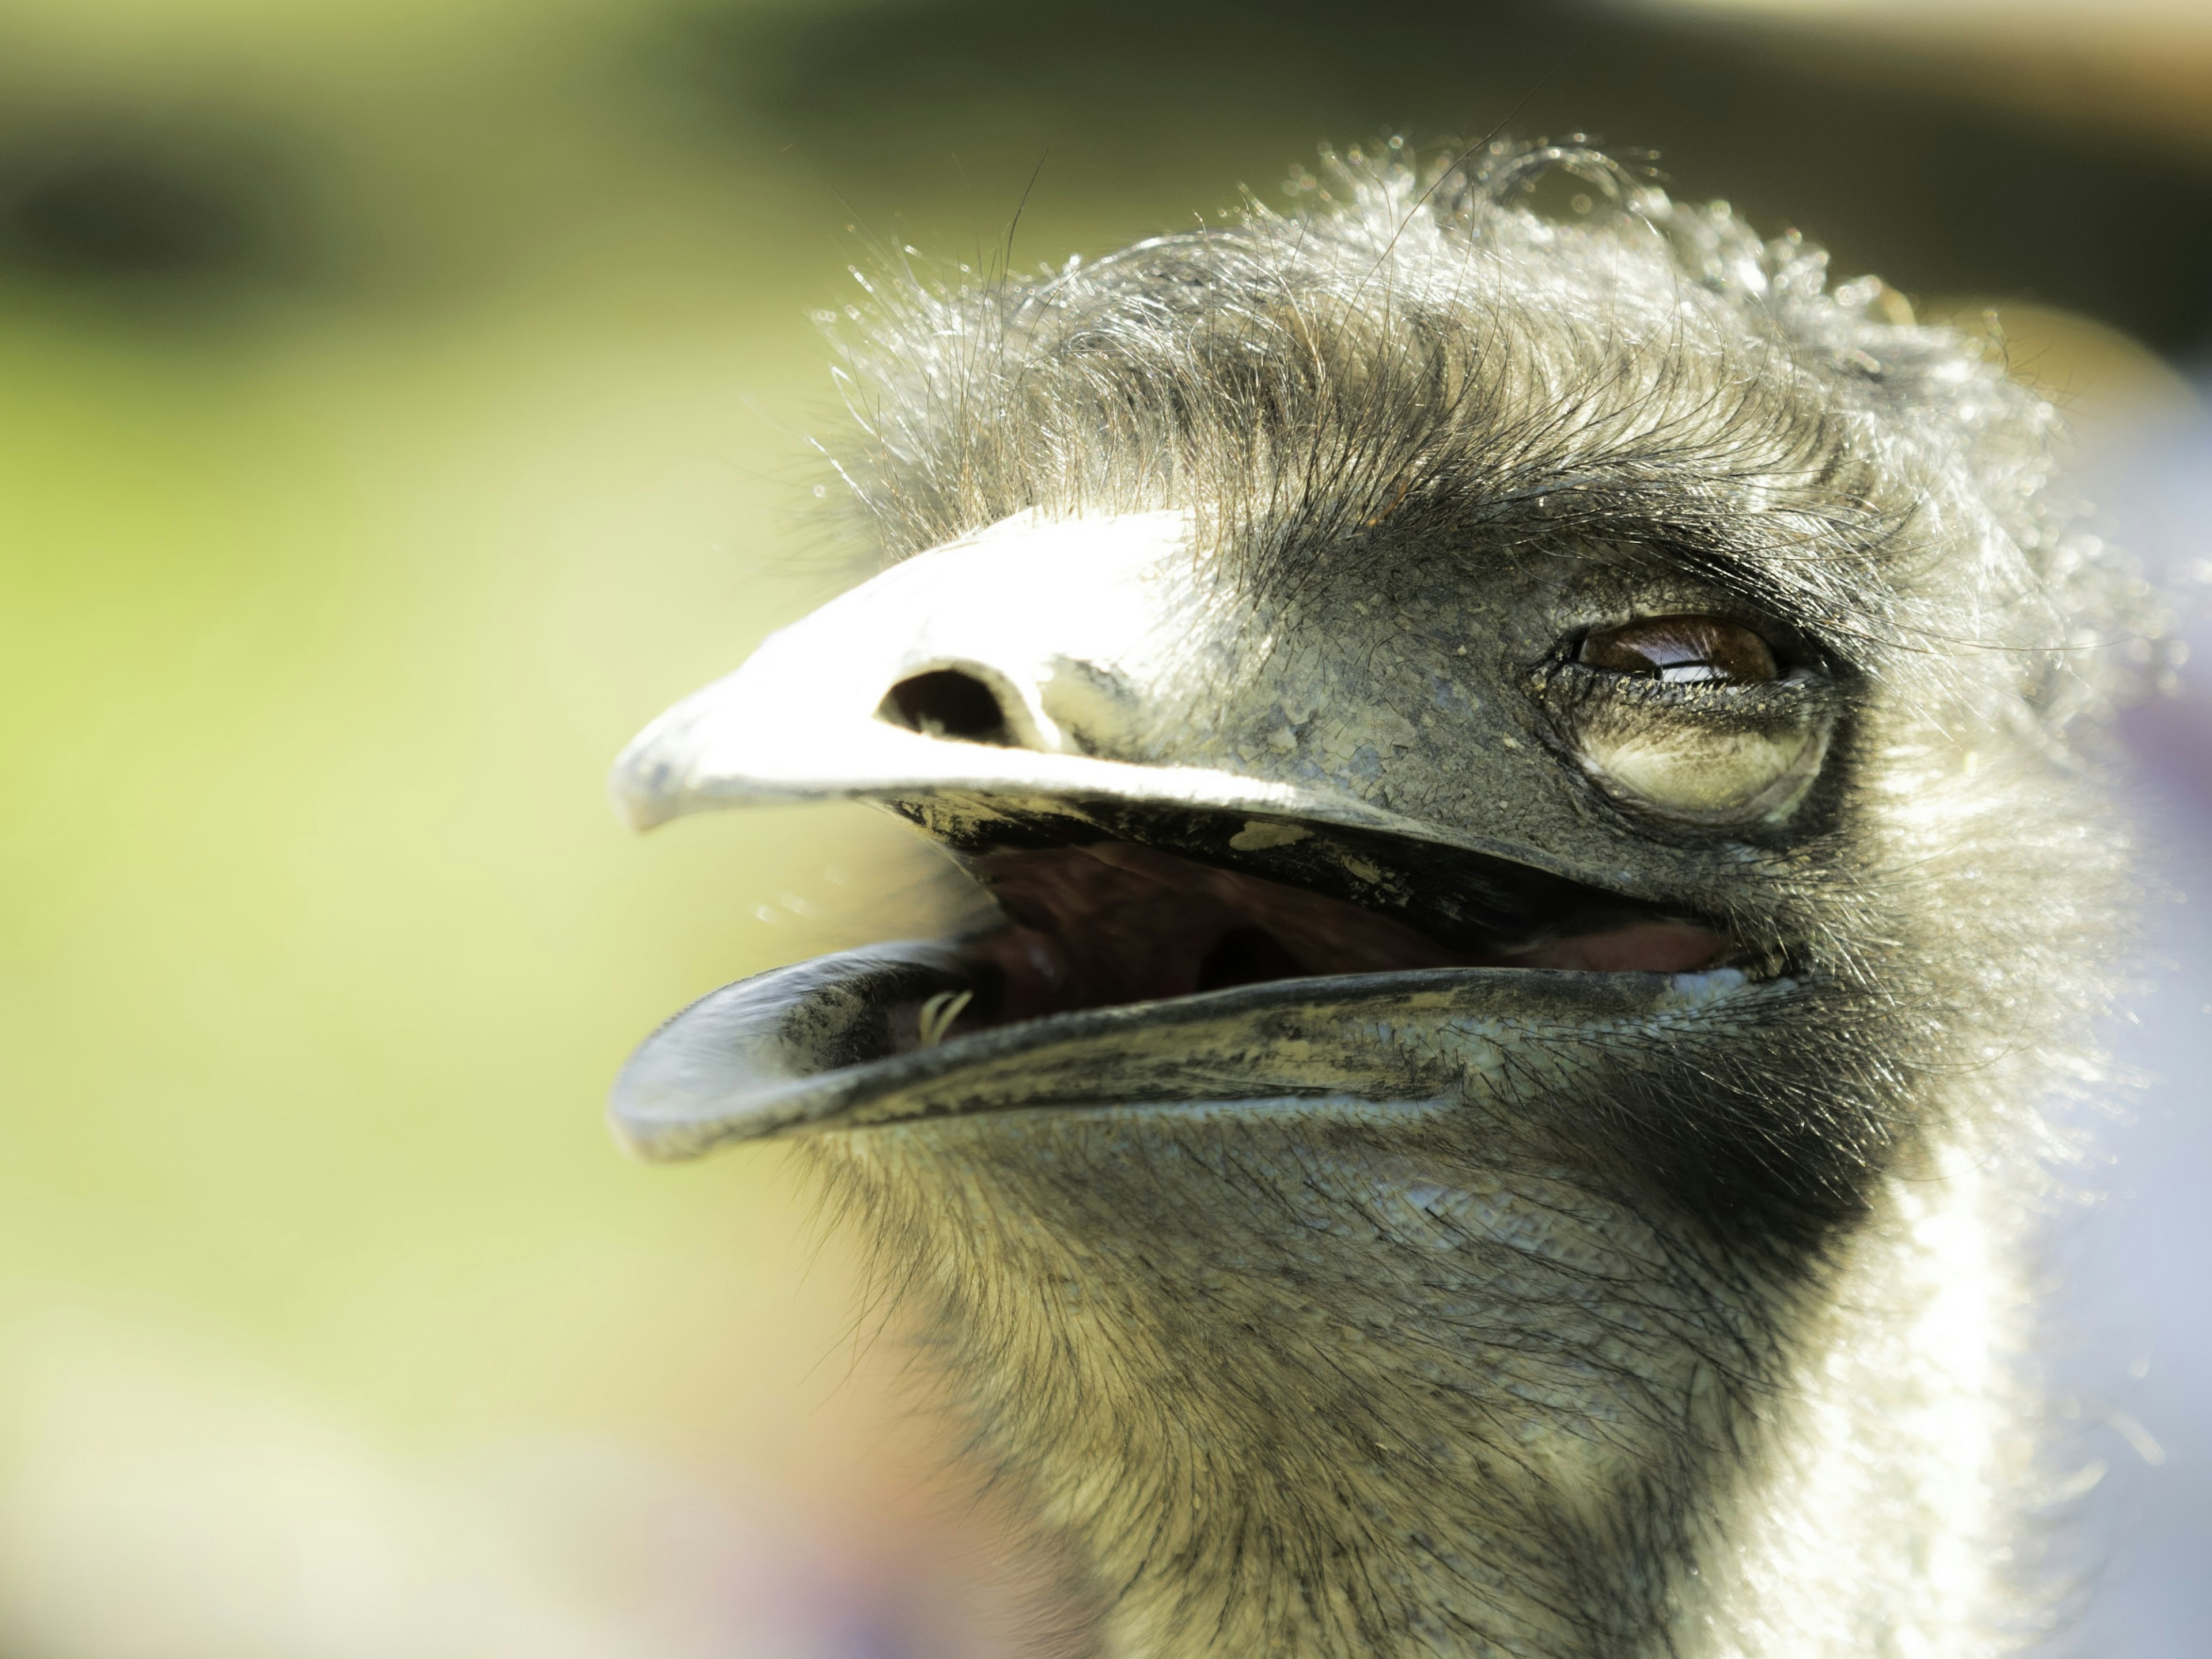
[0, 1, 2202, 1652]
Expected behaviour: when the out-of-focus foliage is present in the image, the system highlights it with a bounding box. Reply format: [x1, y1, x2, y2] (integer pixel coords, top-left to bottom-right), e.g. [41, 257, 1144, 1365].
[0, 0, 2200, 1653]
[0, 3, 1013, 1653]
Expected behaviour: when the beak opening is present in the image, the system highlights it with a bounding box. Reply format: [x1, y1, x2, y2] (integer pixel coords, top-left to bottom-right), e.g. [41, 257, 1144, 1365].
[607, 786, 1748, 1158]
[605, 510, 1770, 1158]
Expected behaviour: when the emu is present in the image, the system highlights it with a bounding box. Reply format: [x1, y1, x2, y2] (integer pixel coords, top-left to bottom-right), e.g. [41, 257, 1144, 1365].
[607, 143, 2150, 1657]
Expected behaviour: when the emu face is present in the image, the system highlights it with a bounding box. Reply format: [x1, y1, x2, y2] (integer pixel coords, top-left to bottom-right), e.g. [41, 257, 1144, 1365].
[608, 150, 2138, 1657]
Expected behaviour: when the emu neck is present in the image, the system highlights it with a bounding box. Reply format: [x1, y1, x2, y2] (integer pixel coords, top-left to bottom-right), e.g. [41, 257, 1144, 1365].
[1675, 1138, 2020, 1658]
[822, 1113, 2025, 1659]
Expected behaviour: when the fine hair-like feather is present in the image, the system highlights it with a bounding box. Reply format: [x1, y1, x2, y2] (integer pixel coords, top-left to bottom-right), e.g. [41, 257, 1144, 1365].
[777, 140, 2164, 1656]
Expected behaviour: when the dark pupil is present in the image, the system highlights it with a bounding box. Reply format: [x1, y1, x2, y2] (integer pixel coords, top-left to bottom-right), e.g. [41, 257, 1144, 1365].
[1580, 616, 1778, 684]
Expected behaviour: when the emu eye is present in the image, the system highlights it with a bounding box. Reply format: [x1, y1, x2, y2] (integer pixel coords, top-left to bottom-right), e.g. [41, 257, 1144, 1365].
[1579, 616, 1779, 685]
[1568, 615, 1823, 821]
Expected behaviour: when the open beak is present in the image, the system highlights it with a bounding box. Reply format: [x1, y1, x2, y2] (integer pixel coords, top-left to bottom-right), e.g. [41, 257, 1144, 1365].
[608, 511, 1762, 1161]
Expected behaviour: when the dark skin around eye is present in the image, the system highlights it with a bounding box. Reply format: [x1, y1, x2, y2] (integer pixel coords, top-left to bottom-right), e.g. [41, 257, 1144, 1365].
[1580, 616, 1780, 685]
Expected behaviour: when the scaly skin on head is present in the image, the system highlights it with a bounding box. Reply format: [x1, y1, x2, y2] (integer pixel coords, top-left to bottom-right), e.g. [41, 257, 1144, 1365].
[609, 142, 2158, 1656]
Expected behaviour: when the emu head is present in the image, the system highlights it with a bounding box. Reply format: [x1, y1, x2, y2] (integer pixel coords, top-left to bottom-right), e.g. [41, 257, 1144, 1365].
[608, 147, 2145, 1657]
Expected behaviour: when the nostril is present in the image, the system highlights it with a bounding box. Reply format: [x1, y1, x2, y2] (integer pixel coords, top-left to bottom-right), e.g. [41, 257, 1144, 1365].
[878, 668, 1014, 745]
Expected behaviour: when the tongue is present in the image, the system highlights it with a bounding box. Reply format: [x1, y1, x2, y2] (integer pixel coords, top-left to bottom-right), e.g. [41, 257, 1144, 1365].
[1508, 923, 1733, 974]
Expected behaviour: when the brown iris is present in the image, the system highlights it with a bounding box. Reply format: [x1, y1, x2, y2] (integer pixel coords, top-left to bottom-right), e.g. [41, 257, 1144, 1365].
[1579, 615, 1779, 685]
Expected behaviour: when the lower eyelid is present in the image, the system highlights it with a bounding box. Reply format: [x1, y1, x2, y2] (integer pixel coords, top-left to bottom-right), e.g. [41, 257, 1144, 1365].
[1581, 725, 1824, 819]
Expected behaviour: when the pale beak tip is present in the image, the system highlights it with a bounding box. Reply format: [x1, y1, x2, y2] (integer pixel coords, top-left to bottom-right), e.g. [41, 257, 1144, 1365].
[604, 1105, 655, 1160]
[607, 741, 687, 834]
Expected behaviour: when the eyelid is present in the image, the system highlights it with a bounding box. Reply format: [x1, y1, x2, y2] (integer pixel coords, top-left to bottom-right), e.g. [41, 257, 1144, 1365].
[1579, 721, 1829, 823]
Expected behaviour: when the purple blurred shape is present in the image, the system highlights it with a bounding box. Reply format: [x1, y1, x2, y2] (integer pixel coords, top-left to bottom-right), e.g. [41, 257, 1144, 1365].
[2055, 391, 2212, 1658]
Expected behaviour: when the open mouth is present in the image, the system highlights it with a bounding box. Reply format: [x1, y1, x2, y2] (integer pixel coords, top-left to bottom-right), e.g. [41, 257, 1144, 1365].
[910, 823, 1732, 1053]
[609, 796, 1751, 1157]
[604, 512, 1769, 1158]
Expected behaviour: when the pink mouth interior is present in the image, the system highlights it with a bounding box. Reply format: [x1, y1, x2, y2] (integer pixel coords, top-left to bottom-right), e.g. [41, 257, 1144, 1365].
[925, 840, 1729, 1043]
